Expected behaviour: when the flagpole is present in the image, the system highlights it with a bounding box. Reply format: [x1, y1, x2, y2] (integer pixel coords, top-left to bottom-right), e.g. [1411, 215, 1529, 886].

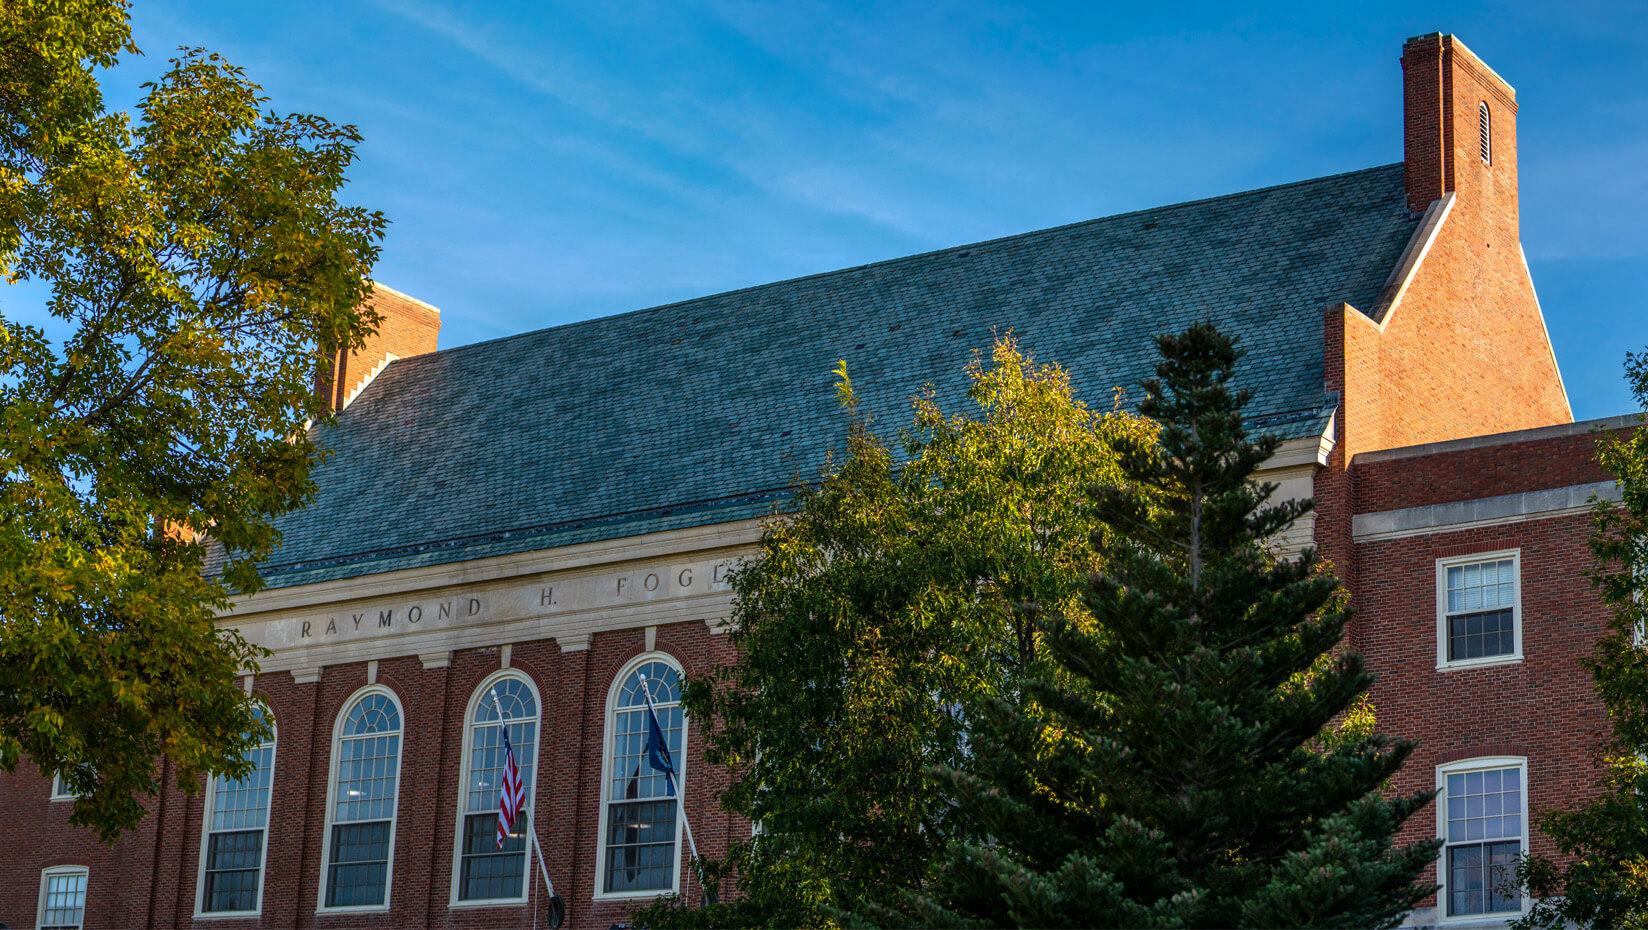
[488, 689, 558, 902]
[640, 678, 704, 886]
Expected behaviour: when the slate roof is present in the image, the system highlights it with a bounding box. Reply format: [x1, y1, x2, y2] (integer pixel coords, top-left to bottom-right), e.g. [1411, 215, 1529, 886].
[256, 164, 1417, 589]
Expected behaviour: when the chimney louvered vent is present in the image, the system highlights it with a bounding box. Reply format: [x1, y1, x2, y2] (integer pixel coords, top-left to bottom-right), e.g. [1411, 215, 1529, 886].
[1479, 102, 1492, 165]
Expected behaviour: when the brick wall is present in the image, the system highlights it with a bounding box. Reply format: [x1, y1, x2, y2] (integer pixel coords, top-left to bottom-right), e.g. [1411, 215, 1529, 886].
[1352, 513, 1611, 909]
[0, 621, 741, 930]
[1326, 34, 1570, 469]
[316, 283, 442, 412]
[1354, 421, 1635, 514]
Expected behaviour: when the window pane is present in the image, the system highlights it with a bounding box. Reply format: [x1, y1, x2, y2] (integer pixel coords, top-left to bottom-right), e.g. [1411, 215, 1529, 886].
[41, 871, 87, 929]
[335, 733, 401, 823]
[610, 706, 683, 802]
[1448, 608, 1514, 661]
[473, 678, 538, 724]
[458, 813, 527, 901]
[1448, 558, 1515, 617]
[1447, 766, 1521, 843]
[326, 821, 391, 907]
[604, 800, 678, 892]
[466, 719, 538, 814]
[343, 693, 401, 736]
[204, 830, 264, 912]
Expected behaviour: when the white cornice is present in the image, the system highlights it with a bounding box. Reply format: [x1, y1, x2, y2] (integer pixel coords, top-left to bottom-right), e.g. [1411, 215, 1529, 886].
[224, 516, 769, 620]
[1352, 480, 1620, 542]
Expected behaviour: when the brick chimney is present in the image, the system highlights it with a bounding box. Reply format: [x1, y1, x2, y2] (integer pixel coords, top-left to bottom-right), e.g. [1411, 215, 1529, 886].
[317, 282, 441, 412]
[1401, 33, 1520, 229]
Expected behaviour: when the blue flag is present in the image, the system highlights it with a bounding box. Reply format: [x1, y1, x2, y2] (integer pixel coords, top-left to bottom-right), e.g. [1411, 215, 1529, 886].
[644, 699, 677, 796]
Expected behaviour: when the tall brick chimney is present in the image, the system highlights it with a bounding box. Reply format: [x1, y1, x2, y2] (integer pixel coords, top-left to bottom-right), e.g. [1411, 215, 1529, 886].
[317, 282, 441, 412]
[1401, 33, 1520, 228]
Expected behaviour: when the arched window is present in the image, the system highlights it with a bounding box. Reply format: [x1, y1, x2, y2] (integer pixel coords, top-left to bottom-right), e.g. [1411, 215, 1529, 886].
[320, 688, 403, 910]
[1479, 102, 1492, 165]
[453, 673, 541, 903]
[196, 703, 276, 915]
[597, 656, 686, 896]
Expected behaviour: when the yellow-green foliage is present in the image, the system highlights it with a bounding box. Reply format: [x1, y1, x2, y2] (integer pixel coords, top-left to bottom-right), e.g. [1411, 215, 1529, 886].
[633, 338, 1151, 928]
[0, 0, 384, 840]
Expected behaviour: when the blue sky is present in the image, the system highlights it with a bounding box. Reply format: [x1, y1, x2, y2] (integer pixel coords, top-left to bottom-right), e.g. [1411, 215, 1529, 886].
[22, 1, 1648, 419]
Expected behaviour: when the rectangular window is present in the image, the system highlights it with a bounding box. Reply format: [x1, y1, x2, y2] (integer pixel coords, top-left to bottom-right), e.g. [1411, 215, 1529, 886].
[605, 799, 679, 894]
[1439, 553, 1521, 668]
[204, 831, 265, 911]
[50, 772, 79, 800]
[1440, 760, 1526, 918]
[459, 813, 528, 901]
[38, 867, 88, 930]
[327, 821, 392, 907]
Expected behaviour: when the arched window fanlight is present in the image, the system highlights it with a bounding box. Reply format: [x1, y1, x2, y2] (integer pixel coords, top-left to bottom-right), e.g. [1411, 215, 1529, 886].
[1479, 102, 1492, 165]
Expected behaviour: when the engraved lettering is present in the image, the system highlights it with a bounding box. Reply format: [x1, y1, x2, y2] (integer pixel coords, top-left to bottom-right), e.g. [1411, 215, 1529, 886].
[713, 562, 728, 584]
[678, 568, 692, 587]
[351, 613, 364, 630]
[644, 573, 659, 592]
[468, 598, 481, 617]
[379, 609, 393, 628]
[326, 619, 337, 635]
[616, 577, 628, 595]
[301, 621, 312, 638]
[407, 605, 422, 624]
[540, 587, 554, 607]
[439, 601, 452, 620]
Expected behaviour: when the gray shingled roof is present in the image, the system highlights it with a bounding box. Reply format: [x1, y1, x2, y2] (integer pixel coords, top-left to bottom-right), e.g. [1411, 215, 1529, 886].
[255, 164, 1416, 588]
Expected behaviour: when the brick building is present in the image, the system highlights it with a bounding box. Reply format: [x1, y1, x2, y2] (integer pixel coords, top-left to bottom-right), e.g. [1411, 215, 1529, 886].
[0, 33, 1629, 930]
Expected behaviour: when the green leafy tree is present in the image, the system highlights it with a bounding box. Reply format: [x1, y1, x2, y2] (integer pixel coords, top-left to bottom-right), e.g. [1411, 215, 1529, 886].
[633, 339, 1153, 928]
[1, 0, 385, 839]
[1514, 351, 1648, 928]
[897, 323, 1438, 928]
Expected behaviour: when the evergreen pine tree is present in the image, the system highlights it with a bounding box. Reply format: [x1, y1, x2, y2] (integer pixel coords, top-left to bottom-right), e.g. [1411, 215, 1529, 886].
[897, 323, 1439, 928]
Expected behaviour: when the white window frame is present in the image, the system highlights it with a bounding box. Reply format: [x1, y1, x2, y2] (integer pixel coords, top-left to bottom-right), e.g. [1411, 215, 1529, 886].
[448, 670, 543, 908]
[49, 772, 78, 801]
[316, 684, 404, 914]
[1436, 549, 1523, 670]
[37, 864, 89, 930]
[592, 652, 689, 901]
[193, 707, 277, 919]
[1435, 756, 1529, 923]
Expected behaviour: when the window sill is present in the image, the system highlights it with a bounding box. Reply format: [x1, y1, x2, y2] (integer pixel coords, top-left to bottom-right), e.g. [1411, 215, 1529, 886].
[449, 898, 529, 909]
[1437, 655, 1523, 672]
[1433, 910, 1525, 928]
[315, 904, 391, 914]
[593, 888, 675, 901]
[193, 910, 262, 920]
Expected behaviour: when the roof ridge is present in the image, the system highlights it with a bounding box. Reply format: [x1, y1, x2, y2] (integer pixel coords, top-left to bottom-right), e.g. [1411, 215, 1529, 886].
[376, 163, 1405, 371]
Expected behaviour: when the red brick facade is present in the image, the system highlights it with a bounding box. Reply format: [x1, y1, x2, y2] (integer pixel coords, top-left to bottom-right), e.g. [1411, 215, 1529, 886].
[0, 32, 1622, 930]
[315, 283, 442, 412]
[0, 622, 742, 929]
[1340, 417, 1637, 920]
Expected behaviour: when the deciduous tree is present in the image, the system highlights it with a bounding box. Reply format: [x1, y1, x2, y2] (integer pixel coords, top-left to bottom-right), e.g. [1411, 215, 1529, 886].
[633, 339, 1152, 927]
[1, 0, 384, 839]
[1514, 350, 1648, 927]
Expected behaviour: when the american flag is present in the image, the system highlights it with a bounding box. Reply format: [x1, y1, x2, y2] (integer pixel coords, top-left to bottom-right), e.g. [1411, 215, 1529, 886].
[496, 724, 526, 849]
